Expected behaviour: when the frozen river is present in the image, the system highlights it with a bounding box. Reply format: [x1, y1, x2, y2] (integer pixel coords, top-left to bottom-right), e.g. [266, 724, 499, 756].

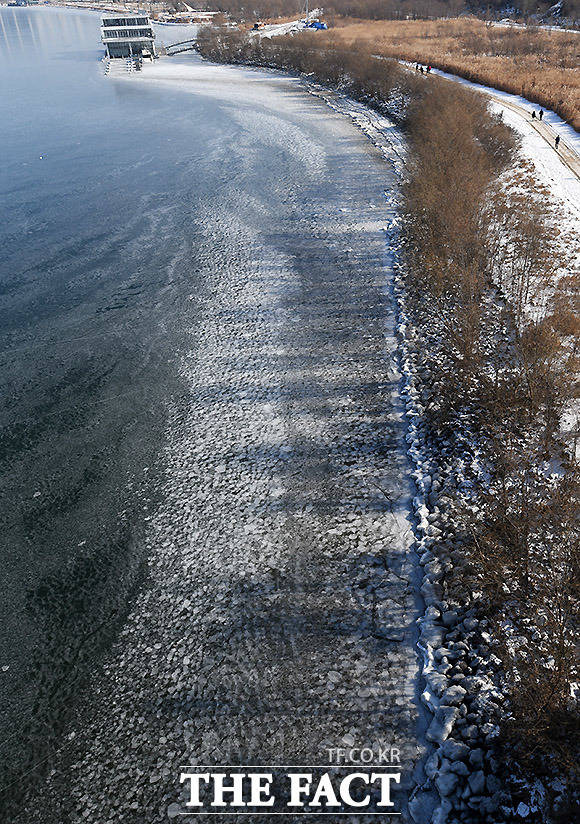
[0, 7, 425, 821]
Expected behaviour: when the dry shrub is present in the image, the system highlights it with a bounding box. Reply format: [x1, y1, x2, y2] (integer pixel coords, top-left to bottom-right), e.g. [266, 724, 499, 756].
[468, 458, 579, 770]
[198, 23, 580, 777]
[197, 27, 411, 113]
[327, 17, 580, 130]
[403, 82, 516, 298]
[400, 81, 519, 415]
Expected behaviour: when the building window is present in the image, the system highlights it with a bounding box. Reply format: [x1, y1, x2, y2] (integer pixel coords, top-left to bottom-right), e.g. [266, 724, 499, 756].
[103, 17, 150, 28]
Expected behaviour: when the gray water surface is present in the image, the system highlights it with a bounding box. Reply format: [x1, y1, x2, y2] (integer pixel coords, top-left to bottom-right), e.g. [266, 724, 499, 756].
[1, 9, 422, 821]
[1, 5, 246, 796]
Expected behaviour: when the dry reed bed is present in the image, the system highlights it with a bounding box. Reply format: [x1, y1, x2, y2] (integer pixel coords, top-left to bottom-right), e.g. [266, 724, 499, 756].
[327, 17, 580, 130]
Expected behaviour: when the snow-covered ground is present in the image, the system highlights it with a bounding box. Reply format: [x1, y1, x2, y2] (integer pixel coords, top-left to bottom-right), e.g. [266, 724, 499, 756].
[254, 8, 324, 40]
[428, 67, 580, 453]
[152, 21, 200, 47]
[492, 98, 580, 223]
[427, 67, 580, 213]
[257, 18, 308, 38]
[492, 18, 580, 34]
[429, 67, 580, 150]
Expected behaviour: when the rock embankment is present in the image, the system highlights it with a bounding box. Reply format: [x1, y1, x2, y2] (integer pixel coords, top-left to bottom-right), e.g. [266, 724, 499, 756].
[387, 210, 515, 824]
[305, 83, 511, 822]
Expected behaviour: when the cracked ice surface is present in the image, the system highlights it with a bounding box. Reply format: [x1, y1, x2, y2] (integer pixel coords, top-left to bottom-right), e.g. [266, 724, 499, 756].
[16, 56, 425, 823]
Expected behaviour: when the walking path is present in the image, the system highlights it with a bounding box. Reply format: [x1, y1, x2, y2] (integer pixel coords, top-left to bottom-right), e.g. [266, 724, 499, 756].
[499, 97, 580, 179]
[422, 66, 580, 224]
[429, 67, 580, 183]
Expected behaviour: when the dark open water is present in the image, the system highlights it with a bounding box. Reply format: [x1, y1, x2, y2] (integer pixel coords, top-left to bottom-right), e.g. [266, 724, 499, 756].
[0, 6, 231, 795]
[0, 8, 405, 816]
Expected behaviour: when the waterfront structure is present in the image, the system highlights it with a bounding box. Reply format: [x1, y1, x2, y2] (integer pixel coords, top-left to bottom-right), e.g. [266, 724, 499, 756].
[101, 15, 156, 60]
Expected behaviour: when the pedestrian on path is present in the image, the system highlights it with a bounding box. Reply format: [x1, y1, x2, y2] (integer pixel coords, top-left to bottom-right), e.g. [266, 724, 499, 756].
[539, 109, 544, 121]
[427, 65, 431, 73]
[555, 134, 560, 149]
[532, 110, 536, 119]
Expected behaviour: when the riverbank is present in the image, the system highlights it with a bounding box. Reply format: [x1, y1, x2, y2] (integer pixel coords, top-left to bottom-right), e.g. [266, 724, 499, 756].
[194, 27, 579, 821]
[2, 7, 578, 821]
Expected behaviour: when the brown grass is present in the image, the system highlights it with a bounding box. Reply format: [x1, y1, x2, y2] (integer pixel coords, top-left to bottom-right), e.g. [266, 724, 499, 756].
[325, 16, 580, 130]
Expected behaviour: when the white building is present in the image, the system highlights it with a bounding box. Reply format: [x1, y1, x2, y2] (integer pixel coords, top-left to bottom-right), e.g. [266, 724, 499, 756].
[101, 15, 156, 60]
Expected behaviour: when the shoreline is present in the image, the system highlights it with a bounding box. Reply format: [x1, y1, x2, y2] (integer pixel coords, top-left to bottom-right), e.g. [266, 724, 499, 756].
[2, 7, 578, 820]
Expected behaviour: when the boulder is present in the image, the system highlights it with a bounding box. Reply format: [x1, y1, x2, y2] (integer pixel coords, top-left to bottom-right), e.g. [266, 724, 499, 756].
[468, 770, 486, 795]
[441, 739, 470, 762]
[486, 774, 502, 794]
[441, 685, 467, 706]
[428, 671, 450, 697]
[408, 791, 437, 823]
[449, 761, 469, 776]
[426, 706, 460, 744]
[424, 751, 440, 780]
[433, 798, 453, 824]
[435, 770, 459, 797]
[441, 610, 458, 628]
[462, 725, 479, 741]
[468, 749, 484, 769]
